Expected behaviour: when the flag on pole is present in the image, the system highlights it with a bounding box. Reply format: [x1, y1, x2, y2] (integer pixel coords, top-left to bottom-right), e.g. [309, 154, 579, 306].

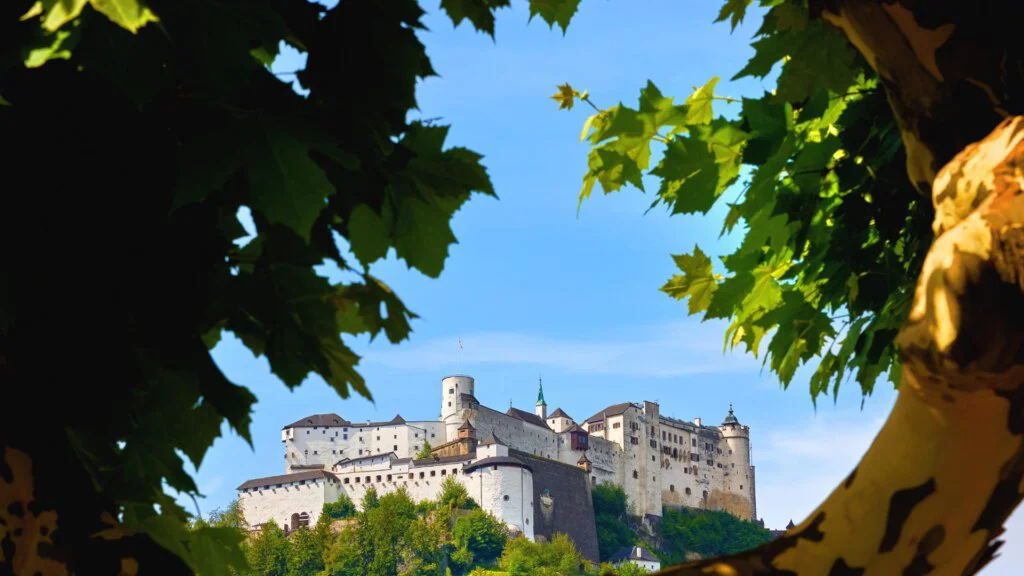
[458, 338, 463, 350]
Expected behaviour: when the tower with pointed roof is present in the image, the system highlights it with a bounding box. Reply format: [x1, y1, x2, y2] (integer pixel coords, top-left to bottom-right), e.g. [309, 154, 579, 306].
[720, 403, 754, 519]
[535, 375, 547, 420]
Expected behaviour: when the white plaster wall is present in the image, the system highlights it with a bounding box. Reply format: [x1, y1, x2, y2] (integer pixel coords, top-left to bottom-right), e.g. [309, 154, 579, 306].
[466, 466, 534, 541]
[284, 424, 356, 472]
[441, 376, 475, 433]
[408, 421, 445, 453]
[616, 559, 661, 572]
[335, 459, 475, 509]
[239, 477, 340, 531]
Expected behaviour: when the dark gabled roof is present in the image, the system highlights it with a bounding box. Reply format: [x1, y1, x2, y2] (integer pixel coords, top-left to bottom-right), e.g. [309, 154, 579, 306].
[413, 454, 475, 466]
[428, 438, 460, 451]
[237, 470, 337, 490]
[282, 413, 349, 429]
[333, 452, 397, 468]
[478, 432, 505, 447]
[289, 464, 326, 471]
[459, 392, 479, 405]
[351, 414, 406, 428]
[577, 452, 591, 464]
[549, 408, 571, 420]
[506, 407, 550, 429]
[608, 546, 659, 564]
[583, 402, 635, 424]
[464, 456, 531, 474]
[458, 420, 475, 431]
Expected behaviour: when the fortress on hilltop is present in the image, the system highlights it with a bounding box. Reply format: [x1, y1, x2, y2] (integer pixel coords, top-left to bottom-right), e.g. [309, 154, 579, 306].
[237, 375, 756, 562]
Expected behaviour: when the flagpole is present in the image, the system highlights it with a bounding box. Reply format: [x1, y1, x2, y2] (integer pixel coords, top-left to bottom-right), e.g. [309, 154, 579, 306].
[457, 338, 463, 374]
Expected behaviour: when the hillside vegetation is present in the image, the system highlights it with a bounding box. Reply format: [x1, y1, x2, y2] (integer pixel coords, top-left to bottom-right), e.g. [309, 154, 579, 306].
[206, 481, 770, 575]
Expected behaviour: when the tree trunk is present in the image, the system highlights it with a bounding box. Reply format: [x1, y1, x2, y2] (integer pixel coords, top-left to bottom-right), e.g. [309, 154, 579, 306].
[662, 2, 1024, 575]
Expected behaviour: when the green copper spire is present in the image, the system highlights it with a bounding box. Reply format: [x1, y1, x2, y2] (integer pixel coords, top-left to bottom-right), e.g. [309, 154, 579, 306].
[536, 376, 546, 406]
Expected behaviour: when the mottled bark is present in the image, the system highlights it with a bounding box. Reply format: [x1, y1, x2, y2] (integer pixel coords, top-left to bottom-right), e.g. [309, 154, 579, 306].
[660, 2, 1024, 575]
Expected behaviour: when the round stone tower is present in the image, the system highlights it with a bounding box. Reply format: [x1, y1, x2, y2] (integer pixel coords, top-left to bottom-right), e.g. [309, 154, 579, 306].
[719, 404, 754, 519]
[441, 375, 475, 441]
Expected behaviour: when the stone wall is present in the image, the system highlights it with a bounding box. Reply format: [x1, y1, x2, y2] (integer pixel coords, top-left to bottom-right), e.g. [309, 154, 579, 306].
[510, 449, 600, 564]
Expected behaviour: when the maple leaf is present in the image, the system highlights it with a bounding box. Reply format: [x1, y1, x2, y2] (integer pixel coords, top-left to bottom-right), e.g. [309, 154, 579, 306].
[661, 246, 720, 314]
[551, 83, 578, 110]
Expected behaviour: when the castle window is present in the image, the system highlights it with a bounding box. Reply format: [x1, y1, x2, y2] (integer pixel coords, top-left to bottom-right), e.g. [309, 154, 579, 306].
[612, 422, 620, 429]
[731, 463, 735, 468]
[662, 431, 666, 440]
[394, 445, 398, 451]
[525, 518, 529, 525]
[632, 470, 638, 479]
[503, 495, 509, 501]
[448, 402, 452, 407]
[358, 450, 362, 455]
[449, 388, 454, 394]
[419, 472, 425, 478]
[651, 455, 655, 462]
[431, 433, 436, 438]
[740, 485, 743, 490]
[329, 437, 334, 442]
[493, 466, 498, 471]
[304, 449, 308, 454]
[335, 431, 338, 436]
[365, 476, 371, 483]
[306, 430, 309, 435]
[332, 450, 336, 454]
[344, 428, 348, 432]
[355, 477, 360, 483]
[692, 438, 696, 446]
[441, 469, 446, 476]
[453, 469, 458, 475]
[685, 487, 691, 495]
[592, 476, 596, 485]
[684, 467, 688, 473]
[376, 436, 380, 441]
[670, 485, 674, 492]
[376, 475, 382, 482]
[344, 478, 349, 484]
[323, 430, 326, 434]
[394, 434, 397, 439]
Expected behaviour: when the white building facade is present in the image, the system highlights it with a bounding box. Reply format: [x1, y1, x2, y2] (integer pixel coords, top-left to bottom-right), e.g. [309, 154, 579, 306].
[238, 374, 755, 539]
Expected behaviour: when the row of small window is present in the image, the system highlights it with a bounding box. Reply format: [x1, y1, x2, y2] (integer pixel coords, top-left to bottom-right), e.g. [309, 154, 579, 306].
[290, 444, 401, 457]
[342, 468, 461, 484]
[305, 429, 435, 440]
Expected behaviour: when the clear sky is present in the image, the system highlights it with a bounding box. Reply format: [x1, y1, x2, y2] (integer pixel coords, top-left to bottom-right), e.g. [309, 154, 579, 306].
[183, 1, 1021, 572]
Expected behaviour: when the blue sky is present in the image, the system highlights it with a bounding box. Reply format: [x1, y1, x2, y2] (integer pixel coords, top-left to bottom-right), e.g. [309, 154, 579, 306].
[183, 1, 1021, 571]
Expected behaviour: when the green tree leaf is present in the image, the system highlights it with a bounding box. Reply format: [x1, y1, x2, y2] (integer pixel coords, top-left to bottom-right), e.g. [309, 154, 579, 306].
[247, 125, 335, 242]
[441, 0, 511, 36]
[89, 0, 157, 33]
[661, 245, 720, 314]
[528, 0, 581, 33]
[684, 76, 720, 126]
